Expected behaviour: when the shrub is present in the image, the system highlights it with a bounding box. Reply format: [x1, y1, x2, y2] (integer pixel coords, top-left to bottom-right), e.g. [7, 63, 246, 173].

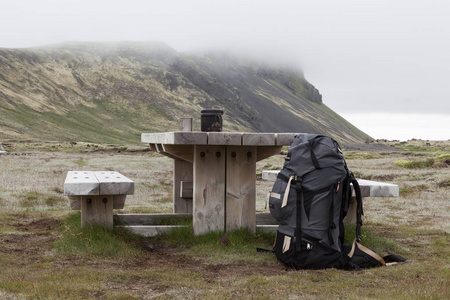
[395, 158, 435, 169]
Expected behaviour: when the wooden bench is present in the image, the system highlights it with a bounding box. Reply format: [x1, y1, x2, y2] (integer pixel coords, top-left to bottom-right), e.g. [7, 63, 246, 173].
[262, 170, 399, 223]
[64, 171, 134, 227]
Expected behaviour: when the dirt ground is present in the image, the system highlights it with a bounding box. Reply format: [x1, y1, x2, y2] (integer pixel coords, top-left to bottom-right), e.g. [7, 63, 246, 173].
[0, 214, 284, 277]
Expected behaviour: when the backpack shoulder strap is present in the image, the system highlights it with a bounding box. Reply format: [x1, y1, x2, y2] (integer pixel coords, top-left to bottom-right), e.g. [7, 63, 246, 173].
[350, 177, 363, 241]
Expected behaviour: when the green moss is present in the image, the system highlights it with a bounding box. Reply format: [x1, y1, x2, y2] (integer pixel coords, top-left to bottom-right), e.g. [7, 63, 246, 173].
[395, 158, 435, 169]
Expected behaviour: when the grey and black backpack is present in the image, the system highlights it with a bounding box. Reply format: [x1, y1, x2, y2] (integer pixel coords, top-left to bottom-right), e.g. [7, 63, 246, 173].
[268, 133, 399, 270]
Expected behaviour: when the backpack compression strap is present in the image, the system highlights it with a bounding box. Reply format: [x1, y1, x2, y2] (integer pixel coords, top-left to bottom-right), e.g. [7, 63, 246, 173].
[295, 178, 303, 255]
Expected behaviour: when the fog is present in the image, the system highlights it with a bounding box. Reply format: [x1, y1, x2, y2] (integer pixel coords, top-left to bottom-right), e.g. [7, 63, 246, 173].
[1, 0, 449, 140]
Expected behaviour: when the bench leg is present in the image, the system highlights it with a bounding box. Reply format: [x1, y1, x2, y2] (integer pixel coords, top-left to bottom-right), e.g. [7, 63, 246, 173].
[344, 196, 358, 224]
[81, 195, 113, 228]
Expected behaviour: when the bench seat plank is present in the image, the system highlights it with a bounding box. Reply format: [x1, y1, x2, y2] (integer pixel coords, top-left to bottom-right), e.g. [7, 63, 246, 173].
[356, 179, 399, 197]
[64, 171, 134, 196]
[94, 171, 135, 195]
[64, 171, 99, 196]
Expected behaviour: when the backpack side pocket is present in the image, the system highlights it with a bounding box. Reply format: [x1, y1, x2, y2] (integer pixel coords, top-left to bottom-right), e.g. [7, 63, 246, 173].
[269, 176, 296, 224]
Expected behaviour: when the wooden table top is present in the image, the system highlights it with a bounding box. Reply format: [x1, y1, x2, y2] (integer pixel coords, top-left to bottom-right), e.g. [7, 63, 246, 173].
[141, 132, 300, 146]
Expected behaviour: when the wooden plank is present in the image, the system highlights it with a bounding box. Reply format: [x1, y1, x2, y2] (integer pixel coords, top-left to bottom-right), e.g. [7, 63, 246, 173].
[141, 132, 168, 144]
[114, 213, 192, 225]
[173, 159, 193, 213]
[256, 225, 278, 233]
[345, 197, 358, 224]
[114, 213, 274, 225]
[81, 195, 113, 227]
[122, 225, 187, 237]
[193, 145, 226, 235]
[242, 133, 276, 145]
[169, 132, 207, 144]
[275, 133, 299, 145]
[256, 213, 278, 225]
[124, 224, 277, 236]
[68, 195, 126, 210]
[113, 195, 127, 209]
[150, 144, 179, 160]
[180, 181, 193, 198]
[161, 145, 194, 163]
[261, 170, 279, 181]
[226, 146, 256, 232]
[207, 132, 242, 145]
[256, 146, 283, 161]
[94, 171, 134, 195]
[64, 171, 99, 196]
[356, 179, 399, 197]
[143, 132, 207, 145]
[68, 196, 81, 210]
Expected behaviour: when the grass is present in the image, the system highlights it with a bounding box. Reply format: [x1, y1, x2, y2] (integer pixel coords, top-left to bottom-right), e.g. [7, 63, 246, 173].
[344, 151, 382, 160]
[343, 223, 404, 256]
[156, 226, 277, 265]
[0, 139, 449, 299]
[54, 212, 145, 260]
[53, 211, 404, 267]
[399, 183, 430, 196]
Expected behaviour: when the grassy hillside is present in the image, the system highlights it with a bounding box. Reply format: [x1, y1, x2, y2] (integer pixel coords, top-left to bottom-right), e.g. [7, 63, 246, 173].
[0, 42, 371, 144]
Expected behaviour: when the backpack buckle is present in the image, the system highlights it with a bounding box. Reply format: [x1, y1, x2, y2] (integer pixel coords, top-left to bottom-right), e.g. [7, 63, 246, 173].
[335, 181, 341, 193]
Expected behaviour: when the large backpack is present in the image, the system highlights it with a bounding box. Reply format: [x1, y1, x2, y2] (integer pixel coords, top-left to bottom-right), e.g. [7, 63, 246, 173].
[268, 133, 388, 270]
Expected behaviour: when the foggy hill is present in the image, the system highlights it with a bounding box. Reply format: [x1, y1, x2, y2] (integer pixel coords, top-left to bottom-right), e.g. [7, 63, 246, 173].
[0, 42, 371, 144]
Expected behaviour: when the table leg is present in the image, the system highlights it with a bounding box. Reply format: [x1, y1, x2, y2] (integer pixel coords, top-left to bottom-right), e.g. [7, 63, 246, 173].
[226, 146, 256, 232]
[173, 158, 193, 213]
[193, 145, 226, 235]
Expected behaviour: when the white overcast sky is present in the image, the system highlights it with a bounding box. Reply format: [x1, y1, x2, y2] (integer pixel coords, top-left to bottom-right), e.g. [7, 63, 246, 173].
[0, 0, 449, 140]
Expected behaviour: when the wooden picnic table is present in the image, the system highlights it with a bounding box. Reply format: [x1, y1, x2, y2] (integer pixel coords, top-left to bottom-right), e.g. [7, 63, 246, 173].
[141, 131, 298, 235]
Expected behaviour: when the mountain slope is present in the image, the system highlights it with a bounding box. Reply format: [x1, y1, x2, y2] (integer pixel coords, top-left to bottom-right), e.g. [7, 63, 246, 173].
[0, 42, 371, 144]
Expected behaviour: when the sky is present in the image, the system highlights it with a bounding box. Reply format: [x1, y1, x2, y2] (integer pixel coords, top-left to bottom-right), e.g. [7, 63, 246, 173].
[0, 0, 449, 140]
